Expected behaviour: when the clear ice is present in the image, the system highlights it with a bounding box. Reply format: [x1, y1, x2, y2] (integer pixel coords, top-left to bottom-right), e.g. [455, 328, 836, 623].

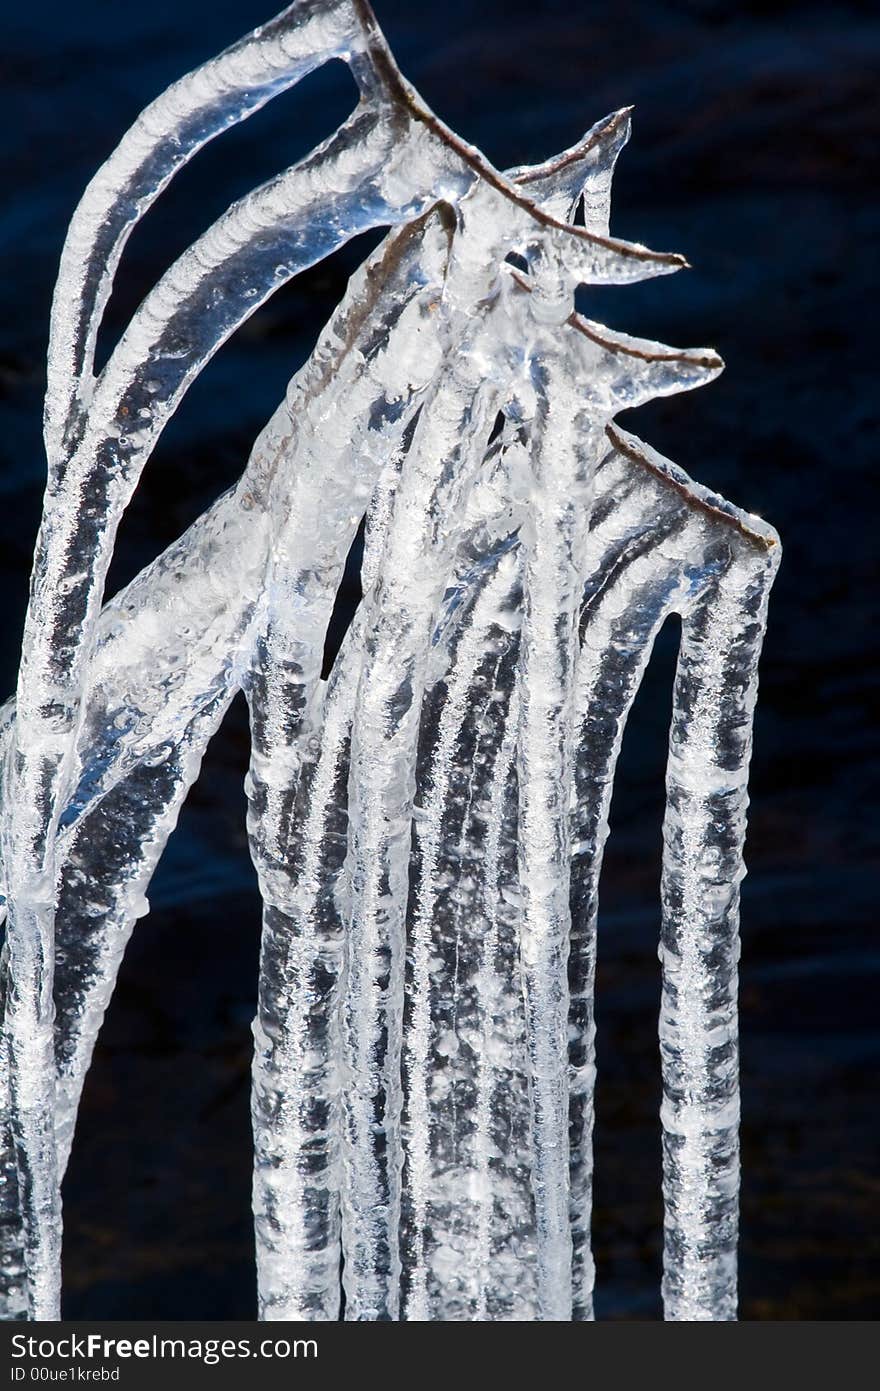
[0, 0, 779, 1321]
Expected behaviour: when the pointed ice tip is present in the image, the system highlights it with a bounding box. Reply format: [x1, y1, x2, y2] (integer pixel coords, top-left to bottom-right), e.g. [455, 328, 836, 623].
[596, 106, 632, 129]
[603, 105, 634, 134]
[586, 107, 633, 153]
[655, 251, 689, 273]
[650, 248, 689, 273]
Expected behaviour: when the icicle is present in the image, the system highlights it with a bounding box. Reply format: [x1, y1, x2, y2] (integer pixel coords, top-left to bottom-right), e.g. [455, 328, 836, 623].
[0, 971, 27, 1321]
[471, 678, 528, 1317]
[567, 426, 780, 1322]
[395, 115, 635, 1320]
[252, 425, 526, 1320]
[52, 698, 232, 1172]
[655, 471, 779, 1320]
[508, 106, 631, 230]
[394, 328, 722, 1324]
[3, 117, 412, 1320]
[515, 342, 592, 1322]
[2, 100, 646, 1309]
[341, 295, 518, 1319]
[401, 546, 526, 1319]
[248, 206, 455, 1320]
[568, 441, 714, 1319]
[41, 204, 454, 1198]
[392, 252, 715, 1321]
[45, 0, 372, 466]
[250, 675, 354, 1320]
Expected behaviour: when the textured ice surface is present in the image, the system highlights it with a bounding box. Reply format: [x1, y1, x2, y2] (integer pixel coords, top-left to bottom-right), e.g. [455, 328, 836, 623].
[0, 0, 779, 1321]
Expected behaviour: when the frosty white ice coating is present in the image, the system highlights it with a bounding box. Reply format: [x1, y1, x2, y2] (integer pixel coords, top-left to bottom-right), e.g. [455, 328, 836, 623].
[0, 0, 778, 1321]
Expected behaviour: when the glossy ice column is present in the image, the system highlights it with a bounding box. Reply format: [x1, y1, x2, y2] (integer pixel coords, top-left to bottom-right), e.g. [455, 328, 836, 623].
[30, 207, 450, 1209]
[4, 85, 668, 1317]
[397, 421, 527, 1318]
[395, 371, 727, 1325]
[17, 4, 367, 1306]
[251, 439, 526, 1323]
[340, 292, 516, 1320]
[0, 214, 389, 1262]
[4, 113, 421, 1323]
[396, 114, 631, 1321]
[395, 280, 720, 1319]
[0, 972, 26, 1321]
[45, 0, 370, 466]
[247, 208, 453, 1321]
[568, 440, 717, 1318]
[659, 476, 779, 1321]
[570, 426, 779, 1322]
[512, 301, 718, 1320]
[250, 672, 354, 1320]
[248, 163, 558, 1320]
[397, 112, 634, 1320]
[555, 336, 723, 1323]
[402, 544, 531, 1320]
[414, 433, 703, 1322]
[515, 339, 595, 1321]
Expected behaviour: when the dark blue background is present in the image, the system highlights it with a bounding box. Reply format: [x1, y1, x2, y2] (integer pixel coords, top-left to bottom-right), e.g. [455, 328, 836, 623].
[1, 0, 876, 1318]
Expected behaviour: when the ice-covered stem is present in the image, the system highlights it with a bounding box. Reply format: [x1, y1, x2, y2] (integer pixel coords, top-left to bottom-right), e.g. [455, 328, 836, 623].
[393, 284, 720, 1320]
[9, 89, 416, 1315]
[45, 0, 371, 466]
[567, 441, 719, 1319]
[252, 454, 523, 1322]
[590, 425, 779, 1322]
[513, 305, 721, 1318]
[509, 280, 718, 1320]
[508, 107, 632, 232]
[247, 207, 454, 1321]
[341, 280, 532, 1318]
[249, 537, 406, 1320]
[332, 121, 668, 1317]
[399, 405, 774, 1322]
[250, 679, 354, 1320]
[393, 122, 637, 1319]
[251, 110, 628, 1313]
[34, 106, 632, 830]
[0, 105, 635, 1315]
[3, 103, 412, 1320]
[14, 43, 677, 1222]
[397, 424, 530, 1320]
[52, 697, 233, 1174]
[515, 338, 596, 1320]
[0, 901, 58, 1317]
[659, 520, 779, 1323]
[0, 983, 27, 1321]
[401, 545, 525, 1319]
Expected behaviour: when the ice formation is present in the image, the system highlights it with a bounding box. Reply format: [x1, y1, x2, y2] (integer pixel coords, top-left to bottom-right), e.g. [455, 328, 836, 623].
[0, 0, 779, 1321]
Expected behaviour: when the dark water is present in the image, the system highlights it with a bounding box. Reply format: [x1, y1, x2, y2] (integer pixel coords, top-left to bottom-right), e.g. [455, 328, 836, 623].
[0, 0, 876, 1319]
